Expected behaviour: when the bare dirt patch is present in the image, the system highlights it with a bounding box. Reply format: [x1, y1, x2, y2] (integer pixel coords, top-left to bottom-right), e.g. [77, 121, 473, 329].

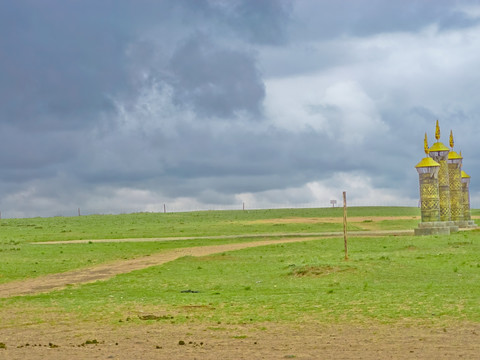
[288, 264, 355, 277]
[0, 321, 478, 359]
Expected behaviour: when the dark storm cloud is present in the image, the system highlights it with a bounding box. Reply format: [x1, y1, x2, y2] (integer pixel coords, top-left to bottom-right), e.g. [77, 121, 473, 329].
[168, 34, 265, 117]
[223, 0, 292, 45]
[0, 126, 77, 171]
[0, 0, 290, 129]
[0, 1, 134, 131]
[106, 122, 367, 197]
[0, 0, 287, 178]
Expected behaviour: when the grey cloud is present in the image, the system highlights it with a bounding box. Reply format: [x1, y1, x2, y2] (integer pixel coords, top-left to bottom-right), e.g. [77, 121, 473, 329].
[168, 34, 265, 118]
[0, 0, 284, 189]
[0, 2, 134, 131]
[221, 0, 293, 45]
[196, 189, 236, 206]
[68, 108, 361, 199]
[0, 124, 81, 183]
[292, 0, 480, 41]
[0, 0, 288, 131]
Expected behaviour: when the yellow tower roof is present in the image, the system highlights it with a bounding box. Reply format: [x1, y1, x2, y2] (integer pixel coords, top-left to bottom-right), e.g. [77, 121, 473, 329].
[415, 157, 440, 168]
[429, 142, 450, 152]
[461, 170, 470, 178]
[448, 150, 462, 160]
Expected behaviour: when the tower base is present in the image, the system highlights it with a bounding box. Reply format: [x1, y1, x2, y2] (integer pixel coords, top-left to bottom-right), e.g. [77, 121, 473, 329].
[414, 221, 451, 236]
[443, 221, 459, 233]
[452, 220, 477, 228]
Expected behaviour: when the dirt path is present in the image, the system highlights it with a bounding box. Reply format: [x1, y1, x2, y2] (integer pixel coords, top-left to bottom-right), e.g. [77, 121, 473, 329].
[35, 229, 414, 245]
[0, 236, 323, 298]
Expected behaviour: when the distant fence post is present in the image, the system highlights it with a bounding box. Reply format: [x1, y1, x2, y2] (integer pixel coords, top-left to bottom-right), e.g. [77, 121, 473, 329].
[243, 202, 245, 211]
[343, 191, 348, 261]
[164, 204, 166, 213]
[78, 208, 81, 216]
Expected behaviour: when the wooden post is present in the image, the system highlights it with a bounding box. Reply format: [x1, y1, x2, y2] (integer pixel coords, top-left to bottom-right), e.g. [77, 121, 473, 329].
[164, 204, 166, 214]
[78, 208, 81, 216]
[243, 202, 245, 211]
[343, 191, 348, 260]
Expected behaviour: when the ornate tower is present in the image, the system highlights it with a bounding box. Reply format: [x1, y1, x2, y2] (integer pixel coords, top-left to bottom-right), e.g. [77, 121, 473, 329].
[428, 120, 451, 222]
[414, 134, 449, 235]
[460, 159, 476, 228]
[416, 134, 441, 222]
[461, 170, 472, 221]
[447, 131, 465, 225]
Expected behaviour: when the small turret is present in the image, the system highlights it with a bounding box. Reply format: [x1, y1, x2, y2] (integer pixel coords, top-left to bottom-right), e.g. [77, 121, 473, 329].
[447, 131, 465, 224]
[429, 121, 451, 222]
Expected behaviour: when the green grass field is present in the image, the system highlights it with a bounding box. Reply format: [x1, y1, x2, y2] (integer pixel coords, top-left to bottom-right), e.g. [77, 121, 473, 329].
[0, 206, 418, 283]
[1, 206, 479, 329]
[1, 206, 420, 242]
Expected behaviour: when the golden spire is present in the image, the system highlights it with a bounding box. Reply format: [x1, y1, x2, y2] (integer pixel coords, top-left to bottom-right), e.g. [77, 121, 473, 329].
[435, 120, 440, 140]
[424, 133, 429, 155]
[449, 130, 454, 149]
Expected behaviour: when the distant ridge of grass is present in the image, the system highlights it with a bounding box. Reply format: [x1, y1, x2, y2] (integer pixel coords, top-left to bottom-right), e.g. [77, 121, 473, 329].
[0, 206, 420, 243]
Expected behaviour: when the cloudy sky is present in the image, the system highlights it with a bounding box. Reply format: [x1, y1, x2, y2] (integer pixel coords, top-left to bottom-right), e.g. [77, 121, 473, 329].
[2, 0, 480, 218]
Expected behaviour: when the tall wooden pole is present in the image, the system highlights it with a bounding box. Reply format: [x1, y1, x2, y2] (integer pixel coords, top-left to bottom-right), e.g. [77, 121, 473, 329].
[343, 191, 348, 260]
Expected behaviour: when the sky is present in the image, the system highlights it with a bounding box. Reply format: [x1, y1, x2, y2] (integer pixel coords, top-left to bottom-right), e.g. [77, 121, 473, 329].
[2, 0, 480, 218]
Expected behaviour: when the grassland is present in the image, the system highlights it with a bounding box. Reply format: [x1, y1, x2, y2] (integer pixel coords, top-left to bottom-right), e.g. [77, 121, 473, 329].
[0, 206, 479, 358]
[1, 206, 478, 323]
[3, 230, 479, 327]
[1, 206, 420, 242]
[0, 206, 420, 283]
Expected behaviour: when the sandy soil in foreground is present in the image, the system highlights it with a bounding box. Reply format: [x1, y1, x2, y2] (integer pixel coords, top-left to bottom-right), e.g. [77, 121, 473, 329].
[1, 321, 479, 360]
